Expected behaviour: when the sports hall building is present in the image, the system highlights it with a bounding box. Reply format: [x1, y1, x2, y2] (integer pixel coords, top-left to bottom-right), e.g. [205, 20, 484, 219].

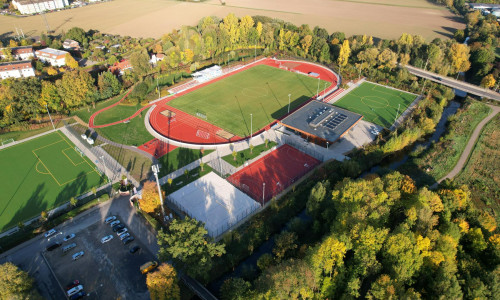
[279, 100, 363, 147]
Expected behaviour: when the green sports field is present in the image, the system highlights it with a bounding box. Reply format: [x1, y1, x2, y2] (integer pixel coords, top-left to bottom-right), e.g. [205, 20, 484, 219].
[168, 65, 329, 137]
[0, 131, 105, 232]
[333, 82, 417, 128]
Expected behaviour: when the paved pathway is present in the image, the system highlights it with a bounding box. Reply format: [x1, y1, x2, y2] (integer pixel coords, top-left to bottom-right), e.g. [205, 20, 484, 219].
[436, 104, 500, 184]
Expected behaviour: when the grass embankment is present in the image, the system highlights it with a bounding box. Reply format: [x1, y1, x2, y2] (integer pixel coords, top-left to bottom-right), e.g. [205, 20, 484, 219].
[72, 91, 127, 124]
[456, 114, 500, 220]
[93, 103, 143, 126]
[101, 144, 153, 182]
[401, 100, 492, 185]
[0, 119, 72, 143]
[162, 165, 214, 195]
[95, 114, 154, 146]
[222, 142, 277, 167]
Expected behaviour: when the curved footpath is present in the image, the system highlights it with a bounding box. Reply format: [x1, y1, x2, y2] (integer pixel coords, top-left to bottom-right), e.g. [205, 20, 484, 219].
[437, 104, 500, 184]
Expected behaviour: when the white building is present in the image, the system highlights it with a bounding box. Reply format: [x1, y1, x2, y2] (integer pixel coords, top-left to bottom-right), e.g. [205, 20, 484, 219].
[149, 53, 165, 65]
[12, 0, 69, 15]
[0, 46, 35, 60]
[192, 65, 222, 82]
[0, 61, 35, 80]
[35, 48, 68, 66]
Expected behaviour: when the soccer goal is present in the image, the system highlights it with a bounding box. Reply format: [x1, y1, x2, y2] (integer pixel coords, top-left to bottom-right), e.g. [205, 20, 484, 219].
[1, 138, 15, 146]
[75, 146, 85, 157]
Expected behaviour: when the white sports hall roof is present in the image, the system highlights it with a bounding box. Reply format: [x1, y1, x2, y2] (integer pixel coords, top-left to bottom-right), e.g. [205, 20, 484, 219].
[168, 172, 260, 238]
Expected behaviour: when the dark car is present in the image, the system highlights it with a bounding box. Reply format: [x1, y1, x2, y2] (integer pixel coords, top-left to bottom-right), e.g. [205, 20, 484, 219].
[112, 224, 125, 232]
[122, 236, 134, 245]
[70, 291, 86, 300]
[46, 242, 61, 251]
[129, 245, 140, 254]
[65, 280, 80, 291]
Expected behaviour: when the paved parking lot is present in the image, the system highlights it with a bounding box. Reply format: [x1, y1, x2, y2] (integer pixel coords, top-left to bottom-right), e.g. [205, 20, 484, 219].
[44, 217, 155, 299]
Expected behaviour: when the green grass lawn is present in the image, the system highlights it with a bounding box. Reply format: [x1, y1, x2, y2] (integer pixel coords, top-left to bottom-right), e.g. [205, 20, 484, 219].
[334, 82, 417, 128]
[158, 147, 213, 177]
[71, 91, 127, 124]
[162, 165, 213, 195]
[0, 119, 74, 144]
[0, 131, 106, 232]
[95, 115, 154, 146]
[101, 144, 153, 182]
[222, 141, 277, 167]
[93, 103, 143, 126]
[168, 65, 327, 137]
[456, 114, 500, 221]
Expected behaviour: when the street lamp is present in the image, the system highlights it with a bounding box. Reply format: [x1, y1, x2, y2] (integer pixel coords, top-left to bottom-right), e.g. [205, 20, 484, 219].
[250, 113, 253, 140]
[323, 82, 327, 98]
[316, 77, 320, 96]
[100, 155, 107, 179]
[326, 141, 329, 149]
[45, 104, 55, 130]
[151, 164, 166, 219]
[288, 94, 291, 114]
[262, 182, 265, 207]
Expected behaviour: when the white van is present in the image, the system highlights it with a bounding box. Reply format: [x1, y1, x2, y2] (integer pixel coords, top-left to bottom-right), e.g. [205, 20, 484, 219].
[67, 285, 83, 297]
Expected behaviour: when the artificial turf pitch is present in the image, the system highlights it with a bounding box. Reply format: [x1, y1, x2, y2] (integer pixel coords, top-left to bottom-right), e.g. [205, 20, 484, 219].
[333, 82, 417, 128]
[0, 131, 105, 232]
[167, 64, 329, 137]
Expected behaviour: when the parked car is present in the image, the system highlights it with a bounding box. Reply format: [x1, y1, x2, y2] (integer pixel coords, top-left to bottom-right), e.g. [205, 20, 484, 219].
[72, 251, 84, 261]
[66, 285, 83, 297]
[112, 224, 125, 232]
[140, 261, 158, 274]
[62, 243, 77, 253]
[44, 229, 57, 238]
[109, 220, 120, 227]
[104, 216, 116, 224]
[46, 242, 61, 252]
[119, 233, 130, 241]
[63, 233, 76, 242]
[116, 228, 128, 236]
[70, 291, 86, 300]
[122, 236, 134, 245]
[101, 235, 113, 244]
[65, 280, 80, 291]
[129, 246, 140, 254]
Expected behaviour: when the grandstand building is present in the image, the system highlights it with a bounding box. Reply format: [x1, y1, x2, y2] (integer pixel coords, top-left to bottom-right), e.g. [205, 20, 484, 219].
[279, 100, 363, 147]
[192, 65, 222, 82]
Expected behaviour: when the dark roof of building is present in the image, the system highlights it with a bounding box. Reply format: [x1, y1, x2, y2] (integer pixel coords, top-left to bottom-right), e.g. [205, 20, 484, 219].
[279, 100, 363, 143]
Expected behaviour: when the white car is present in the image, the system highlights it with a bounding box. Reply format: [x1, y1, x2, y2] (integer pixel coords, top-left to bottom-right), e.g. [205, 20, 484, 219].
[104, 216, 116, 224]
[119, 233, 130, 241]
[101, 235, 114, 244]
[63, 233, 75, 242]
[72, 251, 84, 261]
[67, 285, 83, 297]
[44, 229, 57, 238]
[86, 137, 94, 145]
[116, 228, 128, 236]
[80, 134, 87, 140]
[109, 220, 120, 227]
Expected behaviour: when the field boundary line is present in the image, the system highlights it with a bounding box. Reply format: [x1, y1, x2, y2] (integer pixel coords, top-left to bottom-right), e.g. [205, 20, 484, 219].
[56, 131, 102, 178]
[62, 147, 86, 166]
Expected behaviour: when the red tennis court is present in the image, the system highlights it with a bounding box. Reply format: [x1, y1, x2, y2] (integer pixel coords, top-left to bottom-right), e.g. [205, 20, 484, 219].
[227, 144, 320, 204]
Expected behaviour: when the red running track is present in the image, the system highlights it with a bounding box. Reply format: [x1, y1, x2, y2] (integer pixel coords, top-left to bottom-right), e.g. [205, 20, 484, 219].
[227, 144, 320, 204]
[138, 138, 178, 158]
[88, 89, 135, 128]
[149, 58, 338, 145]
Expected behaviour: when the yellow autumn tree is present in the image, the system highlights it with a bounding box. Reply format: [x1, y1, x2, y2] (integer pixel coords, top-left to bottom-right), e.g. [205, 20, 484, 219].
[47, 67, 58, 76]
[65, 53, 79, 69]
[337, 39, 351, 68]
[139, 181, 163, 213]
[480, 74, 496, 88]
[449, 43, 471, 73]
[146, 263, 180, 300]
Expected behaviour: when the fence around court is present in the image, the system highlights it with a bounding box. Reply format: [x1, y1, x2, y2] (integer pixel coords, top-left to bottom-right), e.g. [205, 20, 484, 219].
[282, 136, 325, 162]
[165, 195, 260, 239]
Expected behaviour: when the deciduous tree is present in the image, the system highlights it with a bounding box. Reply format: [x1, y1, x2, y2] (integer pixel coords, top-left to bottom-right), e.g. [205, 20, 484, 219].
[157, 217, 225, 280]
[139, 181, 162, 213]
[337, 39, 350, 68]
[146, 263, 180, 300]
[0, 262, 34, 299]
[65, 53, 79, 69]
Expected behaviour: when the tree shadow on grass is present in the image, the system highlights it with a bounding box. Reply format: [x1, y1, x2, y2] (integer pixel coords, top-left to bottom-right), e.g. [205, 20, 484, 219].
[3, 183, 48, 232]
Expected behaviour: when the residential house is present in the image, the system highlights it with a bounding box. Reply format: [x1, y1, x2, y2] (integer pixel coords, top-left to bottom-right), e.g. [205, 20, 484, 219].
[109, 60, 132, 75]
[62, 39, 80, 51]
[12, 0, 69, 15]
[0, 61, 35, 80]
[150, 53, 165, 65]
[35, 48, 69, 66]
[0, 46, 35, 60]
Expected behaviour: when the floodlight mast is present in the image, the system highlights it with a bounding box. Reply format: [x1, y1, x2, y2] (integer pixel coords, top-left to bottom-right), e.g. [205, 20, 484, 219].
[45, 104, 55, 130]
[152, 164, 165, 218]
[288, 94, 291, 114]
[250, 113, 253, 140]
